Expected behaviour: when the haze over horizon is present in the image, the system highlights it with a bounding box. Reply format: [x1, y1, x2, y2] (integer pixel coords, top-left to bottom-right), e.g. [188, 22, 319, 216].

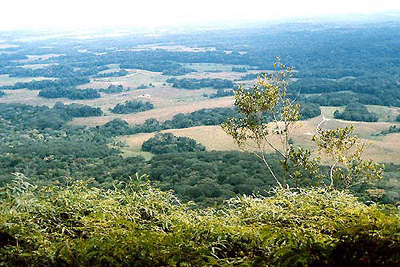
[1, 0, 400, 31]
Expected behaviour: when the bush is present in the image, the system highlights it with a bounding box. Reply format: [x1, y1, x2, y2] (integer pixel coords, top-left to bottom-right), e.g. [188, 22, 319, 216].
[1, 177, 399, 266]
[142, 133, 206, 154]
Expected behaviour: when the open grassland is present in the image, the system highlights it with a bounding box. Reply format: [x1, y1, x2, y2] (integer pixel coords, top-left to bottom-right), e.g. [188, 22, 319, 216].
[96, 64, 121, 74]
[71, 96, 235, 126]
[321, 105, 400, 122]
[0, 69, 234, 123]
[367, 105, 400, 122]
[82, 69, 168, 89]
[119, 115, 400, 164]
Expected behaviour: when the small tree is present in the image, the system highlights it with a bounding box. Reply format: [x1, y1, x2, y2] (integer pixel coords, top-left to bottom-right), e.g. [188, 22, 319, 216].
[222, 59, 303, 187]
[312, 120, 384, 188]
[222, 59, 383, 189]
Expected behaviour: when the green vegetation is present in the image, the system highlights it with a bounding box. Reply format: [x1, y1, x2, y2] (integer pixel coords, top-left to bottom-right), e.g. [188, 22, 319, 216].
[95, 69, 128, 78]
[162, 108, 238, 129]
[333, 102, 378, 122]
[38, 87, 101, 100]
[136, 84, 150, 89]
[142, 133, 206, 154]
[238, 72, 265, 81]
[306, 91, 383, 107]
[0, 103, 100, 130]
[109, 100, 154, 114]
[1, 177, 399, 266]
[231, 66, 247, 72]
[148, 151, 280, 204]
[98, 84, 125, 94]
[223, 61, 383, 189]
[223, 61, 309, 187]
[208, 88, 235, 99]
[0, 77, 90, 90]
[53, 102, 102, 117]
[1, 22, 400, 265]
[120, 60, 196, 76]
[167, 78, 234, 90]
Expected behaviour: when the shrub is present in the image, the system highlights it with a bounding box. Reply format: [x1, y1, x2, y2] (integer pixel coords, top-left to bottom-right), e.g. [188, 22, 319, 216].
[1, 176, 399, 266]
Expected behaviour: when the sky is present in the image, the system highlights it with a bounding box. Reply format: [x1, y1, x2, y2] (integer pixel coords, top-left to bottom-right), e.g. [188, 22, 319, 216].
[1, 0, 400, 30]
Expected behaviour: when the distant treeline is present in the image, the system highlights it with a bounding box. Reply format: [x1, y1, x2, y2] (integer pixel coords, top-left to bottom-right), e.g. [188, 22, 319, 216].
[0, 77, 90, 90]
[292, 75, 400, 107]
[110, 100, 154, 114]
[94, 69, 128, 78]
[0, 65, 107, 78]
[38, 88, 100, 100]
[167, 78, 234, 90]
[98, 84, 125, 94]
[231, 66, 247, 72]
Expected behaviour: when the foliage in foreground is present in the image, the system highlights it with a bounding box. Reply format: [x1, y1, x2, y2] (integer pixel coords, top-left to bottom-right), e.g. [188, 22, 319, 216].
[1, 177, 399, 266]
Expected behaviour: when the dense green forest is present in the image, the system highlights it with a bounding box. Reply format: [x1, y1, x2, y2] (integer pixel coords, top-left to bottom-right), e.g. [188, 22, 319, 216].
[38, 87, 101, 100]
[167, 78, 234, 89]
[142, 133, 206, 154]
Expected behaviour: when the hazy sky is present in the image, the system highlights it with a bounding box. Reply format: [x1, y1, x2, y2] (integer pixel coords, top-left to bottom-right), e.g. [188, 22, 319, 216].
[2, 0, 400, 30]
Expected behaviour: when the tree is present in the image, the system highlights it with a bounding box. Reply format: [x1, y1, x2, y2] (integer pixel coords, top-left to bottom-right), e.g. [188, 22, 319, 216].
[312, 120, 384, 188]
[222, 59, 383, 189]
[222, 59, 302, 187]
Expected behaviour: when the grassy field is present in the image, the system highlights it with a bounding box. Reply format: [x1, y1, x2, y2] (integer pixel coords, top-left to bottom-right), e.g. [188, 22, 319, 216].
[0, 68, 234, 121]
[321, 105, 400, 122]
[367, 105, 400, 122]
[118, 115, 400, 164]
[71, 96, 235, 126]
[85, 69, 168, 89]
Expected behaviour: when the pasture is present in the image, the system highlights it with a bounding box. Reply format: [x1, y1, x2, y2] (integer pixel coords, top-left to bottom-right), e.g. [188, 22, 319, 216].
[118, 115, 400, 164]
